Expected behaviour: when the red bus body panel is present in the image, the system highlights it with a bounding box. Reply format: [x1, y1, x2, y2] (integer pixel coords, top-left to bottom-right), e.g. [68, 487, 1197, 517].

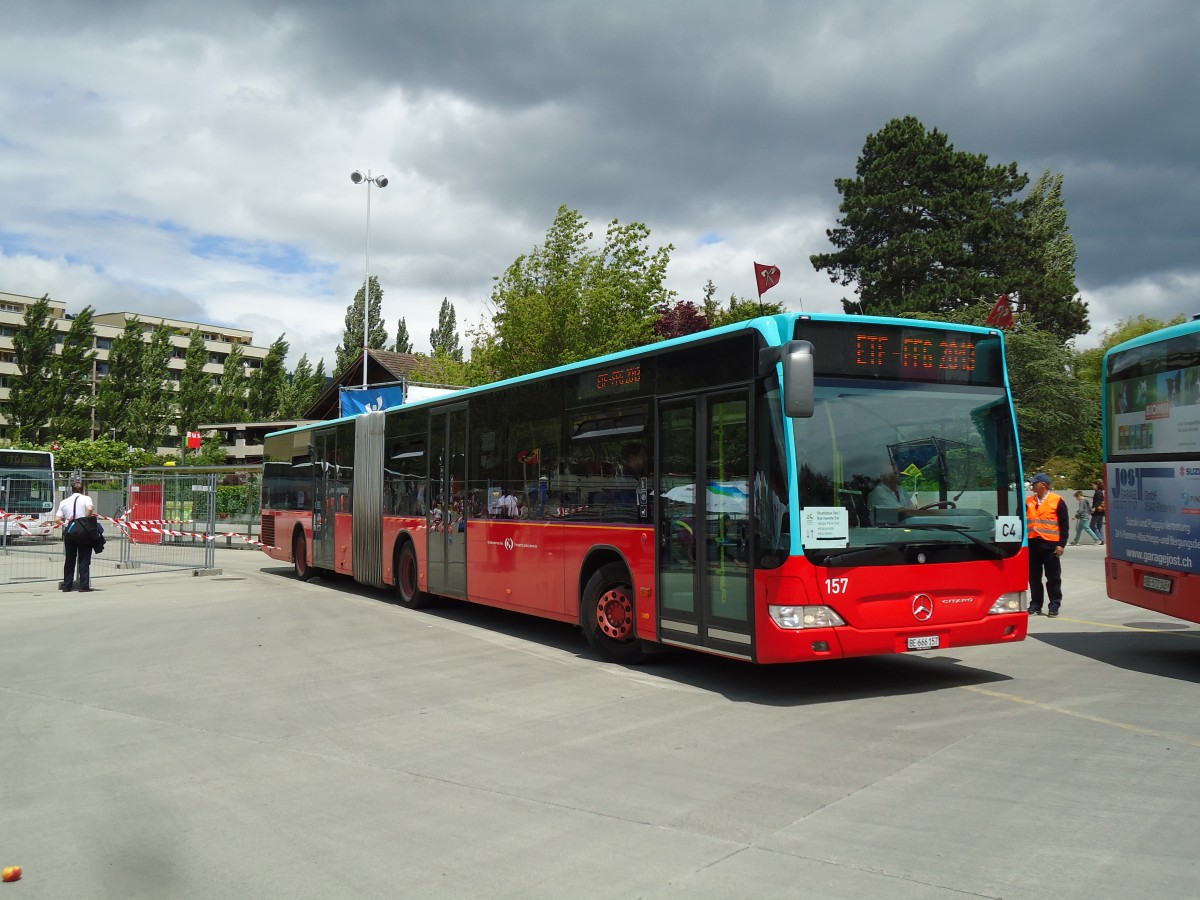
[1106, 559, 1200, 621]
[263, 510, 1026, 663]
[752, 553, 1028, 664]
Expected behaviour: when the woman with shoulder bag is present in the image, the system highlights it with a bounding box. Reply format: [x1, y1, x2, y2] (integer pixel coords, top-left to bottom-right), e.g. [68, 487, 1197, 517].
[55, 479, 97, 592]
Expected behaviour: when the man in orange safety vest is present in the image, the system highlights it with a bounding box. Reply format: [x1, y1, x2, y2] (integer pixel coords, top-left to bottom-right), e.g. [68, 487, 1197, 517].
[1025, 472, 1070, 617]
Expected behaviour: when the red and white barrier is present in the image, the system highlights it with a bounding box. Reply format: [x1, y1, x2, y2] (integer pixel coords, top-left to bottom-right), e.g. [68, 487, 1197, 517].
[0, 509, 267, 548]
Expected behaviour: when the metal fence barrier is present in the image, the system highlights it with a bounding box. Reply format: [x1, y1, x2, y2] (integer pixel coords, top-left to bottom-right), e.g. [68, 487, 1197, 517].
[0, 470, 262, 586]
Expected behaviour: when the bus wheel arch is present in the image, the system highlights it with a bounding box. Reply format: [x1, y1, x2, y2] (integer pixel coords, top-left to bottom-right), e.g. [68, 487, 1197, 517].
[580, 555, 646, 664]
[394, 536, 430, 609]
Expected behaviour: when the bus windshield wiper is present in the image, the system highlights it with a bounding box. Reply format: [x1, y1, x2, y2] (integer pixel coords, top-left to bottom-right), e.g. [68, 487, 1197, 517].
[820, 545, 902, 567]
[883, 522, 1005, 558]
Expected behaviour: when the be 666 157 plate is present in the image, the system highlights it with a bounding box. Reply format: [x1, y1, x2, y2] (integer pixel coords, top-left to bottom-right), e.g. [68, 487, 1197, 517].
[907, 635, 939, 651]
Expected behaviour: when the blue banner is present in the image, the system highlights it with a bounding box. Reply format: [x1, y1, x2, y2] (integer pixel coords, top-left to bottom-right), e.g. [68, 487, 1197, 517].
[340, 385, 407, 417]
[1107, 462, 1200, 573]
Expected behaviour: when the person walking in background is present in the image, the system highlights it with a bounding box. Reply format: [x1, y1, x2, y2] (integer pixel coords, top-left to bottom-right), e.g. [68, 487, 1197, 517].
[1026, 473, 1069, 617]
[1090, 479, 1106, 545]
[1070, 490, 1101, 544]
[56, 478, 96, 592]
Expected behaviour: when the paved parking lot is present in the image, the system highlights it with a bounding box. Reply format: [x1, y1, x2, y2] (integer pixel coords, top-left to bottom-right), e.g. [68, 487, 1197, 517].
[2, 544, 1198, 899]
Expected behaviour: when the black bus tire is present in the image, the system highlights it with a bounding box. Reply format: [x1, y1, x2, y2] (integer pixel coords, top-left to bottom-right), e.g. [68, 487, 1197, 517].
[293, 531, 314, 581]
[581, 562, 646, 664]
[395, 541, 430, 609]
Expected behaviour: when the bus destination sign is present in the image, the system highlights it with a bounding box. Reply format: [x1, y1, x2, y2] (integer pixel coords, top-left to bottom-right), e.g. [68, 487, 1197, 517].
[578, 362, 643, 400]
[799, 321, 1003, 386]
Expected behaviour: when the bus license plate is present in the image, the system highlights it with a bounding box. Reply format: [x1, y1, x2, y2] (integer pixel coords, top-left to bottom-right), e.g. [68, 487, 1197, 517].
[1143, 574, 1174, 595]
[907, 635, 939, 651]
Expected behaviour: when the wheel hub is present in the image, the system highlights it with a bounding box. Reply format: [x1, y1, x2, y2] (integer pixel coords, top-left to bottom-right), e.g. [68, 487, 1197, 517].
[596, 588, 634, 640]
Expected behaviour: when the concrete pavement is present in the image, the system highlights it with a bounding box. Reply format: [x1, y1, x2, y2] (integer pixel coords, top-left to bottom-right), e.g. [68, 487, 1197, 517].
[2, 543, 1198, 899]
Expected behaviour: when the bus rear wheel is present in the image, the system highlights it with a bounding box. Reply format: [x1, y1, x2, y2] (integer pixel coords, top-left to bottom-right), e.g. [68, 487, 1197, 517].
[293, 532, 314, 581]
[395, 541, 430, 609]
[582, 562, 646, 664]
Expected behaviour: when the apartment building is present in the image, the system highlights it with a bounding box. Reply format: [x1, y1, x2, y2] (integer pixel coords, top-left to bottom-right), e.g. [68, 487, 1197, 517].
[0, 290, 270, 450]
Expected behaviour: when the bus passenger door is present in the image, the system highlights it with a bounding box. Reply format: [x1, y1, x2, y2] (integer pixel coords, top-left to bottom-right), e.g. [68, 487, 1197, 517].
[311, 430, 337, 571]
[427, 405, 468, 599]
[657, 390, 754, 660]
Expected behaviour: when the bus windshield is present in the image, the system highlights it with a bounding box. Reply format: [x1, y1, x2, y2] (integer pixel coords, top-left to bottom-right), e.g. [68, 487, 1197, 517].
[794, 380, 1022, 565]
[0, 449, 56, 517]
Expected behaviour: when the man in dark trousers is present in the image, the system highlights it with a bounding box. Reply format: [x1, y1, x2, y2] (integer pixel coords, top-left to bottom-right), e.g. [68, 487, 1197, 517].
[1026, 473, 1069, 616]
[56, 478, 96, 592]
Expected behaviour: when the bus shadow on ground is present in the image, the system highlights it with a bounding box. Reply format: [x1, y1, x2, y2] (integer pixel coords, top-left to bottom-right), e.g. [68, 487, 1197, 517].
[273, 567, 1014, 707]
[1030, 627, 1200, 685]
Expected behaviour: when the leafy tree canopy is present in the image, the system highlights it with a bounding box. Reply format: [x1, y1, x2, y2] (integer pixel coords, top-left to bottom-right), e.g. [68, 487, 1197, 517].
[1075, 313, 1188, 384]
[478, 206, 674, 380]
[811, 116, 1087, 341]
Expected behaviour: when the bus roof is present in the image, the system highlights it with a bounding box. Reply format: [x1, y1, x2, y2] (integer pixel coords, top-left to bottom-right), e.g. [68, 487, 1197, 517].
[266, 311, 1005, 440]
[1105, 317, 1200, 364]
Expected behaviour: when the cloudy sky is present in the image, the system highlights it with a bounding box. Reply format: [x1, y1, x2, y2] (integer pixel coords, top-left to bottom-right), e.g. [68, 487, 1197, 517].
[2, 1, 1197, 370]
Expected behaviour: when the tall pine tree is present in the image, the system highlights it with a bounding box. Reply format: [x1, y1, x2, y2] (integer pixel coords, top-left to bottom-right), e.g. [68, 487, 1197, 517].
[394, 317, 413, 353]
[811, 116, 1028, 319]
[50, 305, 97, 440]
[335, 276, 387, 376]
[128, 322, 174, 451]
[212, 344, 247, 423]
[429, 298, 462, 360]
[94, 319, 146, 443]
[177, 329, 212, 458]
[247, 335, 289, 420]
[9, 295, 59, 442]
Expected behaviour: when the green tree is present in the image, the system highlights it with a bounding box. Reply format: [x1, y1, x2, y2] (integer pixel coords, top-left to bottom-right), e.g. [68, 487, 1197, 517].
[212, 344, 248, 423]
[94, 319, 146, 443]
[31, 437, 158, 472]
[49, 305, 98, 440]
[811, 115, 1029, 318]
[1075, 314, 1187, 385]
[279, 353, 326, 419]
[409, 352, 477, 388]
[1008, 170, 1089, 341]
[429, 298, 462, 360]
[1003, 327, 1097, 470]
[708, 294, 787, 328]
[127, 322, 174, 451]
[335, 276, 387, 376]
[394, 317, 413, 353]
[247, 335, 289, 420]
[9, 295, 58, 442]
[178, 329, 212, 461]
[481, 206, 673, 379]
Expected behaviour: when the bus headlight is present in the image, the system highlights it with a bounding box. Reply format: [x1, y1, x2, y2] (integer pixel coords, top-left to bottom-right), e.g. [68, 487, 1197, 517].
[769, 605, 846, 629]
[989, 591, 1027, 614]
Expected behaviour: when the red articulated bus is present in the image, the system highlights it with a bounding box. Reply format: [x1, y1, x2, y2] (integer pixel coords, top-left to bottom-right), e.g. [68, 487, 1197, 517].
[262, 313, 1029, 664]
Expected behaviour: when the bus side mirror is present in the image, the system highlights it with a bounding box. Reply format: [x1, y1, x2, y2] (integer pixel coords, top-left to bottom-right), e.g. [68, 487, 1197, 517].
[781, 340, 814, 418]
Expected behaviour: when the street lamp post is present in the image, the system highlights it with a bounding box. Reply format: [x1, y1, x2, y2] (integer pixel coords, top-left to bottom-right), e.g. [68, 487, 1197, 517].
[350, 169, 388, 389]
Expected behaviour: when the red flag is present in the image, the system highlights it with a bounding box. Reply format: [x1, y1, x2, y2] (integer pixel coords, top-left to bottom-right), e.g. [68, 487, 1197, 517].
[985, 293, 1013, 329]
[754, 262, 780, 296]
[187, 431, 202, 449]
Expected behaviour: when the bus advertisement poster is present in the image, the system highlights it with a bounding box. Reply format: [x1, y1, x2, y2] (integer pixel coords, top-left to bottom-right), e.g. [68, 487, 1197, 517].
[1107, 463, 1200, 574]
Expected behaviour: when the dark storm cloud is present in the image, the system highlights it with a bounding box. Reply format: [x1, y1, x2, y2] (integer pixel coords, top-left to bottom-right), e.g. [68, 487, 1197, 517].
[3, 0, 1199, 361]
[284, 0, 1200, 291]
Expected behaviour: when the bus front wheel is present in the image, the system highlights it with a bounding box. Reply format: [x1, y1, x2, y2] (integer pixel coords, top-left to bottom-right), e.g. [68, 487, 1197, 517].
[293, 532, 314, 581]
[581, 562, 646, 664]
[395, 541, 430, 609]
